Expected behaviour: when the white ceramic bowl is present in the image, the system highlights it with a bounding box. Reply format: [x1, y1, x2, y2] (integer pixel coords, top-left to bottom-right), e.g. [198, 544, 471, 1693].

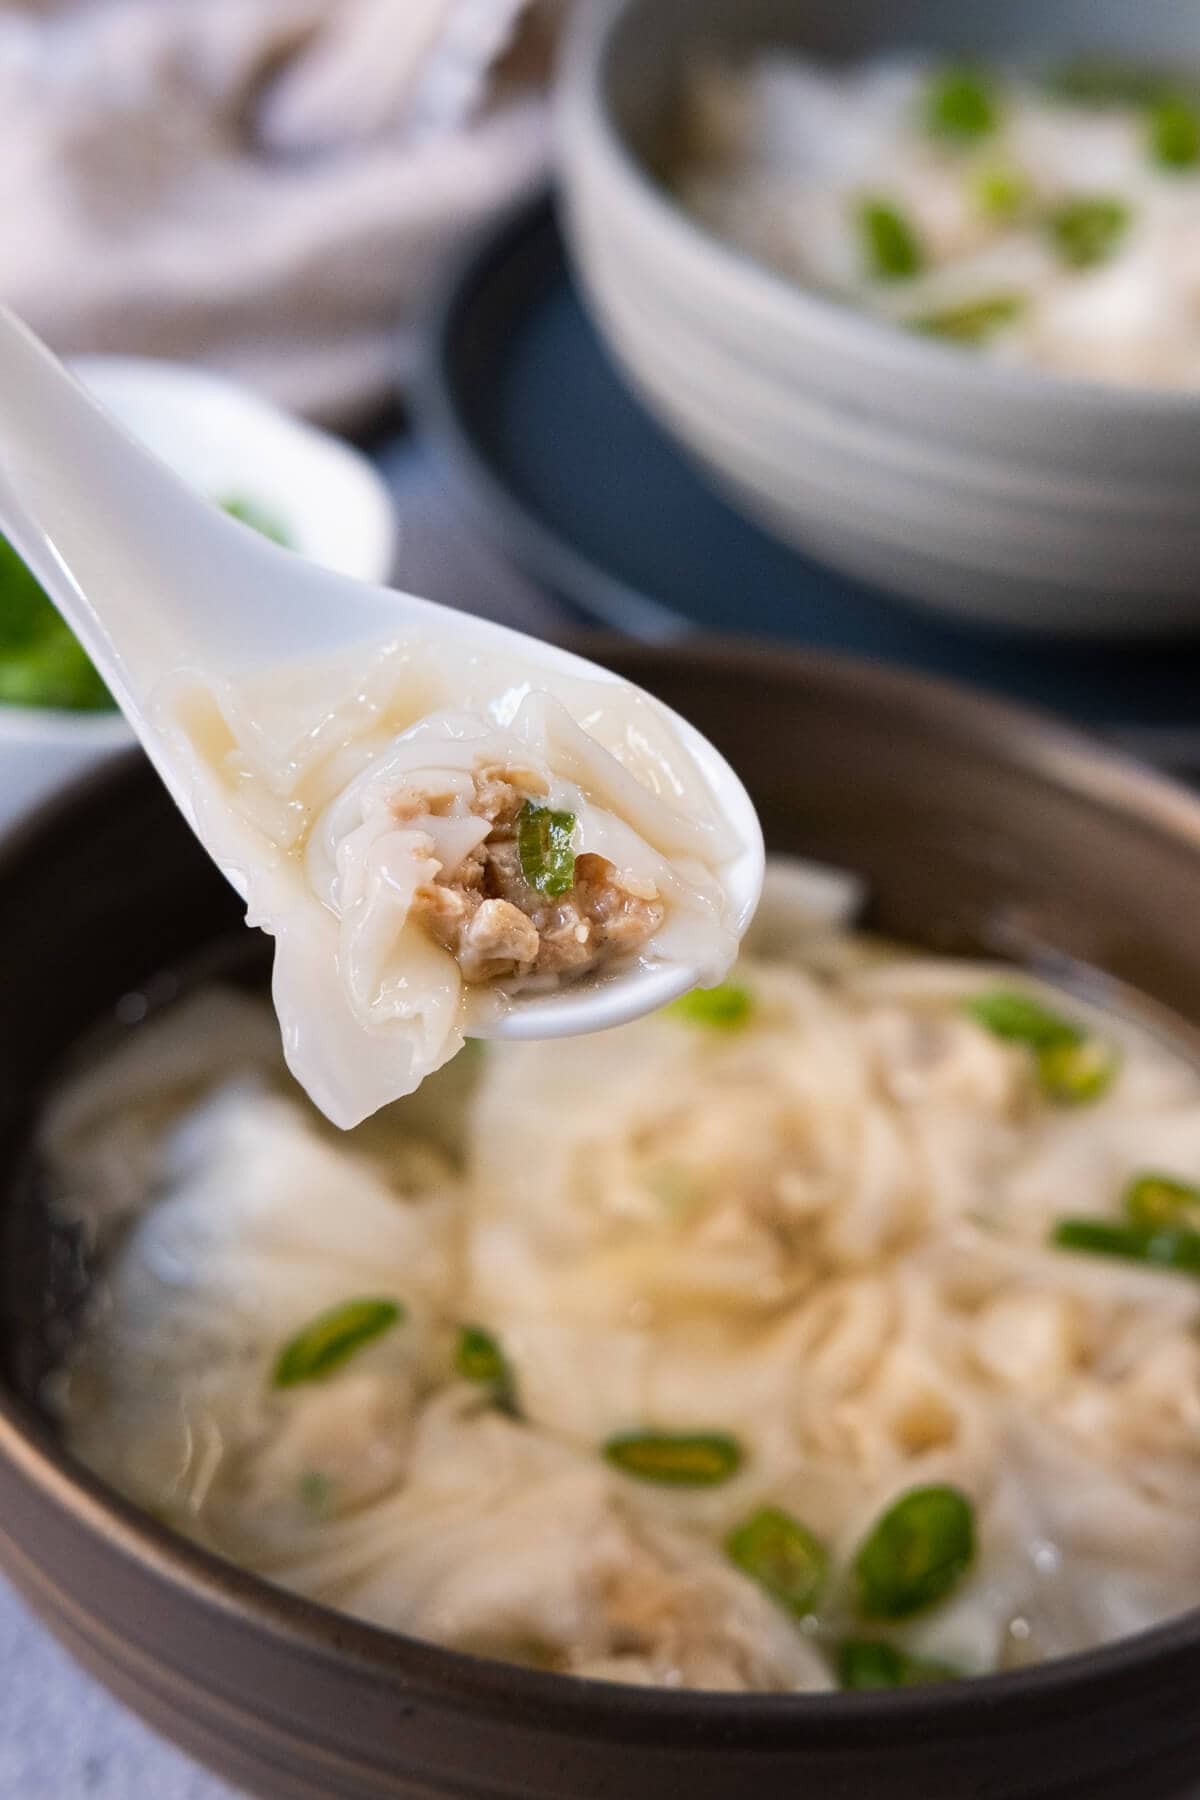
[0, 357, 397, 833]
[559, 0, 1200, 635]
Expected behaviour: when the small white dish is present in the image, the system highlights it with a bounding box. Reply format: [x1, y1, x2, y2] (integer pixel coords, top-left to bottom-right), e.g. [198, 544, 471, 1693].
[0, 356, 398, 834]
[0, 706, 131, 838]
[72, 357, 398, 587]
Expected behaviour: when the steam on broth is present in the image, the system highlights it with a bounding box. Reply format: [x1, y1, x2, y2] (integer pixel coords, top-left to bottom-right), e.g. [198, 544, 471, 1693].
[161, 637, 743, 1128]
[45, 864, 1200, 1692]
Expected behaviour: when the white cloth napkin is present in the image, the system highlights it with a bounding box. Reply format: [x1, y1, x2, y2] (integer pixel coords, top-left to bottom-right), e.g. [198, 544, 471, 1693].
[0, 0, 554, 426]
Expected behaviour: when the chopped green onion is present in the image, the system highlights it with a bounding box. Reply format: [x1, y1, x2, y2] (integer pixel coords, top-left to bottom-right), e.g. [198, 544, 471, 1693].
[0, 628, 113, 711]
[1052, 1217, 1200, 1275]
[726, 1506, 828, 1616]
[858, 200, 925, 280]
[1124, 1171, 1200, 1231]
[516, 800, 577, 897]
[1035, 1037, 1119, 1105]
[667, 982, 753, 1030]
[604, 1429, 743, 1487]
[853, 1485, 975, 1620]
[272, 1297, 404, 1388]
[298, 1471, 332, 1515]
[964, 989, 1115, 1104]
[220, 494, 293, 547]
[455, 1323, 508, 1384]
[963, 990, 1081, 1049]
[925, 68, 1000, 143]
[973, 164, 1032, 222]
[913, 294, 1026, 344]
[1047, 195, 1131, 269]
[1148, 94, 1200, 168]
[1045, 61, 1174, 109]
[455, 1323, 520, 1417]
[837, 1639, 961, 1690]
[0, 535, 57, 647]
[0, 534, 114, 712]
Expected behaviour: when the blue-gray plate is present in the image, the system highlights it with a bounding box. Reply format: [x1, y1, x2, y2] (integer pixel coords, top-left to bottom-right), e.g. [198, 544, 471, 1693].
[416, 192, 1200, 764]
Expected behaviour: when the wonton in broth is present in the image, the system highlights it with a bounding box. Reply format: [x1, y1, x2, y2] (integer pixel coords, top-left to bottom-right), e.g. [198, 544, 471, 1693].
[46, 865, 1200, 1691]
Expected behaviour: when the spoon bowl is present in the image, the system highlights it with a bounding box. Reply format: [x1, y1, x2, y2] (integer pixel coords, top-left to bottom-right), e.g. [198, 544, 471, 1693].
[0, 307, 763, 1041]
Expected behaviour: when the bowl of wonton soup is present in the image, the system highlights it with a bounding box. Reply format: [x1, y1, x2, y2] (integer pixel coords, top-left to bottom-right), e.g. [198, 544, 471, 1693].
[4, 641, 1200, 1800]
[559, 0, 1200, 634]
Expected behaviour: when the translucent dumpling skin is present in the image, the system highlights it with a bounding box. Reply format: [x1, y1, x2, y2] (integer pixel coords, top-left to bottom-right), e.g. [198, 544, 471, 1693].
[161, 639, 745, 1126]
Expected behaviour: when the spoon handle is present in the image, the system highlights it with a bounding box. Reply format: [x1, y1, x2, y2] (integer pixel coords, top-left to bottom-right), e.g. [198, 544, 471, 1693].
[0, 306, 278, 709]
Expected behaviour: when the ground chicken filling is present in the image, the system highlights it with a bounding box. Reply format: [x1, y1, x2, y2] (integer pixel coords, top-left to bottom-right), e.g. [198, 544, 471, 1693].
[404, 768, 666, 985]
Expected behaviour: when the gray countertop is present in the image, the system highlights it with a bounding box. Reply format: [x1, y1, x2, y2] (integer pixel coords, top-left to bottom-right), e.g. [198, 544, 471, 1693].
[0, 436, 563, 1799]
[0, 1584, 235, 1800]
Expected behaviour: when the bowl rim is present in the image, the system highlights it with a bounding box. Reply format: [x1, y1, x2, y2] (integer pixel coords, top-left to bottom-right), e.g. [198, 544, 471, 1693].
[412, 191, 692, 645]
[559, 0, 1200, 420]
[6, 638, 1200, 1744]
[69, 352, 398, 587]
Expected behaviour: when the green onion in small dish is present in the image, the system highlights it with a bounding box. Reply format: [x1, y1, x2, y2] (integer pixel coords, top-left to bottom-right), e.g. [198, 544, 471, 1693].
[0, 498, 291, 714]
[0, 537, 114, 713]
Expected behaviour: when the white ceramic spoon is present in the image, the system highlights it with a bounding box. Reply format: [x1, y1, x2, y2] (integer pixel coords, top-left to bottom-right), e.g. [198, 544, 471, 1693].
[0, 307, 763, 1039]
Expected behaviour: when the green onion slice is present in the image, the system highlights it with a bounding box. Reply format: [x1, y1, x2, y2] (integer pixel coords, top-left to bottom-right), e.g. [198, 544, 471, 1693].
[925, 68, 1000, 143]
[1124, 1171, 1200, 1231]
[858, 200, 925, 280]
[1035, 1038, 1119, 1105]
[220, 494, 294, 546]
[964, 989, 1115, 1104]
[0, 534, 114, 712]
[837, 1638, 961, 1689]
[913, 294, 1026, 344]
[726, 1506, 828, 1616]
[455, 1323, 520, 1417]
[1047, 195, 1131, 269]
[667, 982, 753, 1030]
[517, 800, 577, 897]
[0, 535, 59, 647]
[272, 1297, 404, 1388]
[963, 990, 1081, 1048]
[973, 164, 1032, 222]
[853, 1485, 975, 1620]
[1149, 94, 1200, 169]
[1052, 1217, 1200, 1276]
[604, 1429, 743, 1487]
[0, 628, 113, 712]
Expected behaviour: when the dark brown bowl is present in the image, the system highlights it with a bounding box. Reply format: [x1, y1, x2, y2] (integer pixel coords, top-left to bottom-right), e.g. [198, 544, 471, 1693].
[3, 642, 1200, 1800]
